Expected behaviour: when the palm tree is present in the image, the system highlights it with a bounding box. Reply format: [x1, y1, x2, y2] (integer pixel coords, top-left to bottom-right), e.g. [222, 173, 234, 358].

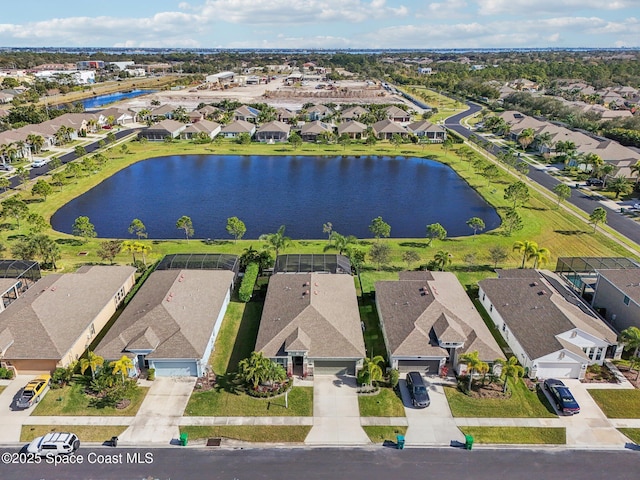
[620, 326, 640, 358]
[360, 356, 385, 387]
[513, 240, 538, 268]
[79, 351, 104, 380]
[326, 232, 356, 255]
[458, 351, 489, 392]
[110, 355, 134, 384]
[535, 132, 554, 153]
[630, 160, 640, 187]
[496, 356, 524, 393]
[433, 250, 452, 271]
[517, 128, 535, 151]
[528, 246, 551, 269]
[238, 351, 273, 389]
[259, 225, 291, 257]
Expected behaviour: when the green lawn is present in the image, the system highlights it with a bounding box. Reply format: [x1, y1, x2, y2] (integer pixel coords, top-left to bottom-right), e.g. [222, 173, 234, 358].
[618, 428, 640, 444]
[180, 425, 311, 443]
[21, 425, 127, 443]
[359, 388, 406, 417]
[445, 380, 556, 418]
[459, 427, 566, 444]
[185, 386, 313, 417]
[588, 390, 640, 418]
[31, 383, 148, 416]
[362, 426, 408, 444]
[359, 296, 388, 361]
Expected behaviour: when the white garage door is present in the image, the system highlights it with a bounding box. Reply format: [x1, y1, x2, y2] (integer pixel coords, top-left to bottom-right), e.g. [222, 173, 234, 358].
[313, 361, 355, 376]
[153, 361, 198, 377]
[537, 363, 582, 379]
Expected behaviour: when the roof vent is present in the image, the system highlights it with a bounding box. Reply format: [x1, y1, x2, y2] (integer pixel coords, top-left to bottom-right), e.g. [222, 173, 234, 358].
[531, 281, 539, 287]
[539, 290, 547, 295]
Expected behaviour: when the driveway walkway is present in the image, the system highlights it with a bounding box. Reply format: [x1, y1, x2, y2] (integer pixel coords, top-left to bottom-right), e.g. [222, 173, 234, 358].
[304, 375, 370, 445]
[117, 377, 196, 446]
[398, 376, 465, 446]
[0, 376, 37, 443]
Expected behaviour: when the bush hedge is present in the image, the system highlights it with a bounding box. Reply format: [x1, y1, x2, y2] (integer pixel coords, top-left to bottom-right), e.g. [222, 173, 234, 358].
[239, 262, 259, 302]
[0, 367, 14, 379]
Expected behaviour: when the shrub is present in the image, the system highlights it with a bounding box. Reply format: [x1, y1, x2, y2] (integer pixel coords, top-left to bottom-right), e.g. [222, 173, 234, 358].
[147, 369, 155, 381]
[0, 367, 14, 379]
[388, 368, 400, 389]
[51, 365, 75, 388]
[239, 262, 259, 302]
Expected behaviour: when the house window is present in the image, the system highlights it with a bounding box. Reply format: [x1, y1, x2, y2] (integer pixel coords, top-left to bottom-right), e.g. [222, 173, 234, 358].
[624, 295, 630, 306]
[489, 304, 493, 312]
[482, 293, 485, 301]
[596, 348, 604, 361]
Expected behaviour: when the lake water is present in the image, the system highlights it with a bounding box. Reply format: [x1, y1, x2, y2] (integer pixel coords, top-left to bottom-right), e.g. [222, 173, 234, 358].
[78, 89, 155, 109]
[50, 155, 501, 240]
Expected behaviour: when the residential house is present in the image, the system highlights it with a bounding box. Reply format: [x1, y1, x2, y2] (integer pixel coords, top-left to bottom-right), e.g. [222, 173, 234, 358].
[337, 120, 367, 140]
[478, 269, 620, 379]
[306, 104, 332, 121]
[95, 255, 238, 377]
[139, 119, 186, 141]
[181, 120, 221, 140]
[0, 265, 136, 374]
[406, 120, 446, 142]
[340, 106, 369, 122]
[372, 119, 408, 140]
[187, 111, 204, 123]
[233, 105, 260, 123]
[0, 260, 41, 314]
[300, 120, 332, 142]
[149, 104, 175, 121]
[220, 120, 256, 138]
[255, 121, 290, 143]
[198, 105, 220, 120]
[276, 108, 296, 124]
[384, 105, 411, 123]
[592, 270, 640, 332]
[256, 267, 365, 377]
[99, 107, 137, 126]
[375, 271, 502, 375]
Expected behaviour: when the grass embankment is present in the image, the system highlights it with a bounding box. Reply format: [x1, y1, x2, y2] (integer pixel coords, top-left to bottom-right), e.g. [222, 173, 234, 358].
[363, 426, 408, 444]
[588, 390, 640, 418]
[619, 428, 640, 444]
[31, 384, 148, 417]
[460, 427, 566, 444]
[21, 425, 128, 443]
[445, 380, 556, 418]
[358, 388, 406, 417]
[3, 137, 635, 279]
[399, 86, 468, 124]
[180, 425, 311, 443]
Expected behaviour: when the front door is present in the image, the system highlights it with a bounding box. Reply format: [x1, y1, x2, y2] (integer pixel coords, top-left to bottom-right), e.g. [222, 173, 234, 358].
[293, 356, 304, 376]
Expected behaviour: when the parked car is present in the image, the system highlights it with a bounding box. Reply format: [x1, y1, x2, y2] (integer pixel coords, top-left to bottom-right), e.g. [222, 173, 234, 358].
[16, 374, 51, 409]
[31, 159, 47, 168]
[406, 371, 430, 408]
[543, 378, 580, 415]
[1, 163, 14, 172]
[27, 432, 80, 457]
[587, 178, 603, 186]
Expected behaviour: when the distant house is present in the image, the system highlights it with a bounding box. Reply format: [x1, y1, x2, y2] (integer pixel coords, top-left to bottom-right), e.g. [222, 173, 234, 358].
[478, 269, 620, 379]
[205, 71, 235, 86]
[220, 120, 256, 138]
[233, 105, 261, 123]
[306, 104, 332, 121]
[256, 261, 365, 377]
[592, 270, 640, 332]
[276, 107, 296, 124]
[0, 266, 136, 374]
[181, 120, 221, 140]
[384, 105, 411, 123]
[188, 111, 204, 123]
[376, 271, 503, 375]
[340, 106, 369, 122]
[372, 119, 408, 140]
[255, 120, 290, 143]
[150, 104, 175, 121]
[337, 120, 367, 139]
[100, 107, 137, 126]
[139, 119, 186, 141]
[406, 120, 446, 142]
[95, 255, 238, 377]
[300, 120, 332, 142]
[198, 105, 220, 120]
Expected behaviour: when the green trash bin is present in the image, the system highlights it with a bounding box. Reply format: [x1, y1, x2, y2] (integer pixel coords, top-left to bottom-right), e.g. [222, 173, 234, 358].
[465, 434, 474, 450]
[396, 434, 405, 450]
[179, 432, 188, 446]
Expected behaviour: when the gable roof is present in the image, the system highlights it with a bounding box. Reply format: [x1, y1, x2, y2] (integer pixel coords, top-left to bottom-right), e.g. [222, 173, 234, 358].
[150, 104, 175, 116]
[407, 120, 445, 133]
[337, 120, 367, 134]
[0, 266, 136, 361]
[256, 273, 365, 360]
[147, 119, 185, 134]
[376, 271, 502, 362]
[301, 120, 331, 135]
[596, 269, 640, 305]
[221, 120, 255, 134]
[372, 119, 407, 134]
[385, 105, 410, 118]
[257, 120, 290, 134]
[234, 105, 260, 118]
[479, 270, 617, 360]
[95, 269, 235, 360]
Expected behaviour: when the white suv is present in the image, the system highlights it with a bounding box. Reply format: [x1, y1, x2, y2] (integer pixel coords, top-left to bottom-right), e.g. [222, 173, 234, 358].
[27, 432, 80, 456]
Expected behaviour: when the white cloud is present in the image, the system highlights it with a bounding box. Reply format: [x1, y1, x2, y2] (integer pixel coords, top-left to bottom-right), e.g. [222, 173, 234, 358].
[476, 0, 634, 16]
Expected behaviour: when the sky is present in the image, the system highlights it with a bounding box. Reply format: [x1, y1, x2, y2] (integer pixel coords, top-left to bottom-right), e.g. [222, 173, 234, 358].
[0, 0, 638, 50]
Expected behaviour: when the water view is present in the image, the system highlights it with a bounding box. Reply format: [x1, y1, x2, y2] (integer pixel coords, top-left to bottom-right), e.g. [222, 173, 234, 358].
[79, 89, 155, 109]
[51, 155, 501, 240]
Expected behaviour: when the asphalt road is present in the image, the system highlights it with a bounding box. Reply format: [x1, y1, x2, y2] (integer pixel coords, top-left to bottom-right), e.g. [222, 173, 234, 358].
[445, 101, 640, 246]
[0, 446, 638, 480]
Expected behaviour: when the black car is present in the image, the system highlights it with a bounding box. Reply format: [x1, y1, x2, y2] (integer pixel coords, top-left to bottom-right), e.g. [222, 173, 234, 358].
[406, 371, 430, 408]
[587, 178, 604, 186]
[543, 378, 580, 415]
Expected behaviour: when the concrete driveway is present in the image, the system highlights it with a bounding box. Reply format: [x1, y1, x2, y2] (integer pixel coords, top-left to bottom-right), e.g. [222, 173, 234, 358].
[305, 375, 370, 445]
[398, 374, 465, 446]
[117, 377, 196, 445]
[0, 376, 39, 444]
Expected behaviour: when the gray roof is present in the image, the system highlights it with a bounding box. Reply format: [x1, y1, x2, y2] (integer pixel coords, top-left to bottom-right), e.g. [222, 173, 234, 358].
[372, 119, 407, 134]
[596, 269, 640, 305]
[95, 269, 234, 361]
[337, 120, 367, 135]
[300, 121, 331, 135]
[256, 273, 365, 360]
[146, 119, 185, 134]
[0, 266, 136, 361]
[257, 120, 290, 134]
[221, 120, 255, 134]
[407, 120, 445, 134]
[479, 270, 617, 360]
[376, 271, 502, 362]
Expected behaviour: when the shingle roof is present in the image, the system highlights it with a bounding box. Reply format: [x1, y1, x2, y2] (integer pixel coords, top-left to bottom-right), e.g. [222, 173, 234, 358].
[0, 266, 136, 361]
[221, 120, 255, 134]
[596, 269, 640, 305]
[256, 273, 365, 360]
[257, 120, 290, 134]
[95, 269, 234, 360]
[147, 119, 185, 134]
[407, 120, 445, 134]
[372, 119, 407, 134]
[301, 120, 331, 135]
[337, 120, 367, 135]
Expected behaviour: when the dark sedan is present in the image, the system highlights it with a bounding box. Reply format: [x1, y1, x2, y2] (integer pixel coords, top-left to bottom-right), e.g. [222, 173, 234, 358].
[543, 378, 580, 415]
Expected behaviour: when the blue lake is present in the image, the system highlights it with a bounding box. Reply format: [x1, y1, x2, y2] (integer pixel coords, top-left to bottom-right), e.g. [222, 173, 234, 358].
[50, 155, 501, 240]
[77, 89, 155, 109]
